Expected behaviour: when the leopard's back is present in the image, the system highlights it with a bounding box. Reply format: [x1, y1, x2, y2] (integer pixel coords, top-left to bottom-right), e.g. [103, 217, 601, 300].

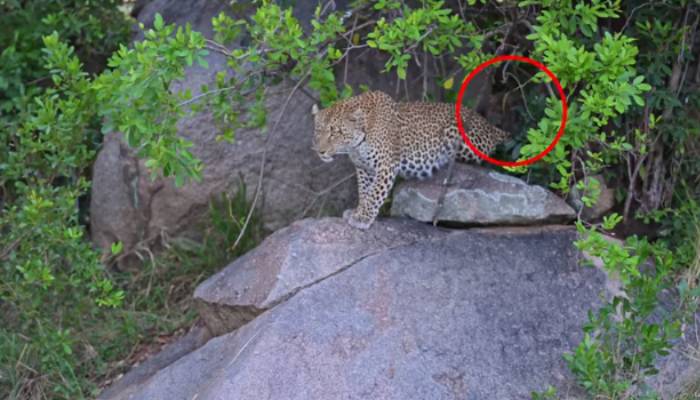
[394, 102, 509, 179]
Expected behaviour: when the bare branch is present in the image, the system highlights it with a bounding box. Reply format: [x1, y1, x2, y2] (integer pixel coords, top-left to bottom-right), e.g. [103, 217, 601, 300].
[422, 51, 429, 100]
[230, 71, 312, 251]
[503, 72, 535, 121]
[621, 2, 655, 33]
[301, 173, 355, 218]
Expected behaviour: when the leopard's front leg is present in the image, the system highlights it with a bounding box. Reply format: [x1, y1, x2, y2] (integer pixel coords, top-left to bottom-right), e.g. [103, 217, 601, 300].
[343, 167, 372, 227]
[344, 165, 396, 230]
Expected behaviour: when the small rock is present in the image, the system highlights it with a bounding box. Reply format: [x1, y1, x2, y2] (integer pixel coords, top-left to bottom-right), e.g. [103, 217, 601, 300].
[568, 175, 616, 220]
[391, 164, 576, 226]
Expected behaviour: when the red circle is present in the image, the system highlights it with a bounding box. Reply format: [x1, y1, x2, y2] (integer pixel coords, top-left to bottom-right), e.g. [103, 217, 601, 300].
[456, 55, 568, 167]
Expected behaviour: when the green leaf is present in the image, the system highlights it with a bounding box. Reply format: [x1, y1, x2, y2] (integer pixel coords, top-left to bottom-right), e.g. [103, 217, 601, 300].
[154, 13, 164, 31]
[110, 241, 123, 255]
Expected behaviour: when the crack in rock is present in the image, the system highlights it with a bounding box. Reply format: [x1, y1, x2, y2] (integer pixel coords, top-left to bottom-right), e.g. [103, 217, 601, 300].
[197, 230, 455, 337]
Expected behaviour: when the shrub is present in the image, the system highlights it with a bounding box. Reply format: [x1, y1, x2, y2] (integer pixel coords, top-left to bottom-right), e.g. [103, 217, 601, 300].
[1, 5, 207, 397]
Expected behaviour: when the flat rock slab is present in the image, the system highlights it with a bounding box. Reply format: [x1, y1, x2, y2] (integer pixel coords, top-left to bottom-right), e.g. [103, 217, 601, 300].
[391, 164, 576, 226]
[109, 220, 607, 399]
[194, 218, 449, 335]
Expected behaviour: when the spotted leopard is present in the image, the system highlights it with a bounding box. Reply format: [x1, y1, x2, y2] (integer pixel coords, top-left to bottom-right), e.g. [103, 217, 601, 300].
[312, 90, 510, 230]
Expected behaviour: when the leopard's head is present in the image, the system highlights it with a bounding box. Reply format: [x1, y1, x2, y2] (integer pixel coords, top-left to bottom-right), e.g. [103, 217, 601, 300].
[311, 101, 367, 163]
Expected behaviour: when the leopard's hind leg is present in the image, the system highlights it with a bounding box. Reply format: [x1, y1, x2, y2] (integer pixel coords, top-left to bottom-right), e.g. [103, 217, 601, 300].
[432, 153, 457, 226]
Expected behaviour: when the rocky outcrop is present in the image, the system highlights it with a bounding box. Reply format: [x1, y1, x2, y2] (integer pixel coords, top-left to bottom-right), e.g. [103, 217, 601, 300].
[391, 163, 576, 226]
[100, 219, 600, 399]
[193, 218, 451, 336]
[100, 218, 700, 400]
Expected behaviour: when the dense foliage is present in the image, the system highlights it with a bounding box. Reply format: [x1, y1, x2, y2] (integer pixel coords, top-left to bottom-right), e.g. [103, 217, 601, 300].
[1, 2, 131, 398]
[0, 2, 210, 398]
[0, 0, 698, 399]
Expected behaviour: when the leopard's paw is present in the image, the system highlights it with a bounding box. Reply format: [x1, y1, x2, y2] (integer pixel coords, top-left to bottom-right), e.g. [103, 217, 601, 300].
[342, 209, 373, 230]
[342, 209, 355, 221]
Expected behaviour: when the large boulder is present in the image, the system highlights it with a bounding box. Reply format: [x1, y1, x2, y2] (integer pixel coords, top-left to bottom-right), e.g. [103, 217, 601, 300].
[101, 219, 602, 399]
[193, 218, 451, 336]
[100, 218, 700, 400]
[391, 163, 577, 226]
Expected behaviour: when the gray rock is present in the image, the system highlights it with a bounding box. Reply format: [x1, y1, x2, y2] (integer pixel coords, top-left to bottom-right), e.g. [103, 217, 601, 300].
[98, 325, 211, 400]
[101, 219, 699, 400]
[391, 163, 576, 226]
[568, 174, 616, 220]
[648, 317, 700, 398]
[102, 220, 603, 400]
[193, 218, 450, 336]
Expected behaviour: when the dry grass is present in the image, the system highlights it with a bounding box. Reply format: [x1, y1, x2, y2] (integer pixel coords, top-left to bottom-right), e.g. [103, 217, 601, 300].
[685, 223, 700, 290]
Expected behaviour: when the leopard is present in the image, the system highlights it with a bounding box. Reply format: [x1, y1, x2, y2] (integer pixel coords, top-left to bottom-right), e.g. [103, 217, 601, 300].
[312, 90, 510, 230]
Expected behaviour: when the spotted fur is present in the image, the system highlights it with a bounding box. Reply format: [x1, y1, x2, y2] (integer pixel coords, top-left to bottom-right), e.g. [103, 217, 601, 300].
[312, 90, 509, 230]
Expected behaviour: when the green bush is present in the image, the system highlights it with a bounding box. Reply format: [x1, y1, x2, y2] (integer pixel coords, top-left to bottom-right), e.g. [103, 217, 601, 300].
[1, 2, 131, 398]
[570, 219, 683, 397]
[0, 3, 208, 397]
[0, 0, 130, 120]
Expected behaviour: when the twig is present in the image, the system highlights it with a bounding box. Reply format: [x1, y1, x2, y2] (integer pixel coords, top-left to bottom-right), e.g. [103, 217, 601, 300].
[339, 19, 376, 40]
[204, 44, 231, 57]
[662, 4, 692, 121]
[404, 24, 436, 53]
[230, 71, 311, 251]
[504, 72, 535, 121]
[456, 0, 466, 22]
[177, 70, 260, 107]
[422, 51, 429, 100]
[696, 46, 700, 83]
[403, 76, 409, 101]
[105, 223, 174, 267]
[301, 173, 355, 217]
[343, 15, 359, 86]
[621, 1, 655, 33]
[276, 72, 319, 103]
[177, 85, 238, 107]
[678, 4, 692, 61]
[677, 12, 699, 97]
[319, 0, 336, 17]
[0, 234, 26, 261]
[331, 42, 368, 70]
[395, 71, 401, 97]
[545, 82, 556, 100]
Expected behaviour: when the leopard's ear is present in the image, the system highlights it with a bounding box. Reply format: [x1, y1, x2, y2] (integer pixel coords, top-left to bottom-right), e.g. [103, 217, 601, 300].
[311, 104, 319, 115]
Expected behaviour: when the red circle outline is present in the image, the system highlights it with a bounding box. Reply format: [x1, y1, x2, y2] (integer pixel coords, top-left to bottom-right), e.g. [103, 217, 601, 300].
[456, 55, 568, 167]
